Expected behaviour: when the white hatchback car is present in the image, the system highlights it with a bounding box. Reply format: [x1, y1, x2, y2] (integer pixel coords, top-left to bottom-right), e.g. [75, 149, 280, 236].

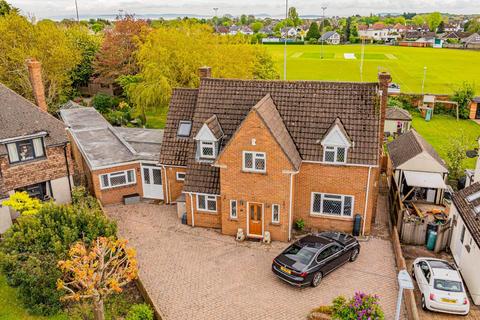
[412, 258, 470, 315]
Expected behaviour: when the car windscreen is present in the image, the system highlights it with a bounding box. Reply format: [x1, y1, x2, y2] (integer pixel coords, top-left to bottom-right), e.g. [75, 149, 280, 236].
[284, 244, 316, 266]
[434, 279, 463, 292]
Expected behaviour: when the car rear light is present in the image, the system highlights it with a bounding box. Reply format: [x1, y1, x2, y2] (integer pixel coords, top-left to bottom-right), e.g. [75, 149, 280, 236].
[429, 293, 436, 301]
[463, 298, 468, 305]
[299, 272, 307, 277]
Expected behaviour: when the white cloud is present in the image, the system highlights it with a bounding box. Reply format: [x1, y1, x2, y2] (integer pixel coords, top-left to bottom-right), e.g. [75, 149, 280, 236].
[8, 0, 480, 19]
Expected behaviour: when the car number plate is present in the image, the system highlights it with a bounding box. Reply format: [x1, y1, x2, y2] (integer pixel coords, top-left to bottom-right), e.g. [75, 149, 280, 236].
[441, 298, 456, 304]
[280, 266, 291, 274]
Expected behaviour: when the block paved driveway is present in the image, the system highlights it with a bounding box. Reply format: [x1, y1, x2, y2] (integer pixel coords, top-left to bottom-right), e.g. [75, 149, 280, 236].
[106, 203, 400, 320]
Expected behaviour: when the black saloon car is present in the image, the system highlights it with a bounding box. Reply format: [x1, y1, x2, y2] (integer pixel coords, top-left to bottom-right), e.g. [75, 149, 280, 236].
[272, 232, 360, 287]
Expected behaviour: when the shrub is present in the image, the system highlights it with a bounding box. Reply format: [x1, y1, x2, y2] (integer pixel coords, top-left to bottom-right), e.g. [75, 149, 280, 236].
[126, 304, 154, 320]
[0, 201, 117, 315]
[331, 292, 384, 320]
[451, 82, 475, 119]
[92, 93, 119, 113]
[1, 191, 43, 215]
[294, 218, 305, 231]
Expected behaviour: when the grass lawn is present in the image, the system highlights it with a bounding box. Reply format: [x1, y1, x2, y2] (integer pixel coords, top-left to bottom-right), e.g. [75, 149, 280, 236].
[411, 112, 480, 170]
[0, 274, 67, 320]
[265, 44, 480, 94]
[144, 108, 168, 129]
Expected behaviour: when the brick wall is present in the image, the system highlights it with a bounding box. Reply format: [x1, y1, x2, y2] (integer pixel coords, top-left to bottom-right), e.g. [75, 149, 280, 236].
[67, 130, 93, 190]
[163, 166, 186, 203]
[0, 144, 73, 192]
[293, 162, 379, 235]
[91, 163, 143, 205]
[469, 102, 478, 120]
[216, 111, 294, 242]
[185, 193, 222, 228]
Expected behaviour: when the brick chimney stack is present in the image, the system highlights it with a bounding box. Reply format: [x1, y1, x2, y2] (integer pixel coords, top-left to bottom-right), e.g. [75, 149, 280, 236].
[26, 59, 48, 113]
[378, 72, 392, 150]
[199, 66, 212, 79]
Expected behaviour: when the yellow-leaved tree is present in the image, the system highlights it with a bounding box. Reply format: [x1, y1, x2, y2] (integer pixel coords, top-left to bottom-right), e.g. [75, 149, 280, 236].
[2, 191, 43, 215]
[57, 237, 138, 320]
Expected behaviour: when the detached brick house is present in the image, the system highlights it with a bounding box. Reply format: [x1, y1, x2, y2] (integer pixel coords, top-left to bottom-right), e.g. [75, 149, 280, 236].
[159, 67, 391, 242]
[0, 60, 74, 232]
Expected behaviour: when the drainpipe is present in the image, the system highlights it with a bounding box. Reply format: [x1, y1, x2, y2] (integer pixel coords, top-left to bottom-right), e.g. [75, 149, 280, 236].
[189, 192, 195, 227]
[362, 166, 373, 236]
[63, 143, 73, 200]
[288, 171, 299, 241]
[161, 165, 170, 204]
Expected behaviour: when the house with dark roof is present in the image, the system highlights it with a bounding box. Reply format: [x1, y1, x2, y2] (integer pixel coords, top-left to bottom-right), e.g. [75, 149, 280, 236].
[158, 67, 391, 241]
[319, 31, 341, 45]
[387, 129, 448, 205]
[0, 60, 74, 233]
[60, 103, 164, 205]
[384, 107, 412, 136]
[450, 151, 480, 305]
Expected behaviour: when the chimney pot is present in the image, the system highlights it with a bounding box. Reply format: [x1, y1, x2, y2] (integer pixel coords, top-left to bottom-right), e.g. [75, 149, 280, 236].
[26, 58, 48, 113]
[199, 66, 212, 79]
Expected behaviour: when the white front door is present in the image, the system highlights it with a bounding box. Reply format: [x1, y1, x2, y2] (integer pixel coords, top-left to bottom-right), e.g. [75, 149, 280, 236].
[141, 165, 164, 200]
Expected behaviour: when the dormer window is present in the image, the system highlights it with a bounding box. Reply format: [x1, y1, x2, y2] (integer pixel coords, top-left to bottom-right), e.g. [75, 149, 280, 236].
[194, 115, 224, 163]
[321, 119, 351, 165]
[200, 141, 216, 159]
[6, 137, 45, 164]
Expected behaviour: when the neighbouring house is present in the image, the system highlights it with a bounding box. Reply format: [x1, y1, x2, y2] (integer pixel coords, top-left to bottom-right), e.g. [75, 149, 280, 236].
[239, 26, 254, 35]
[392, 23, 408, 34]
[461, 33, 480, 49]
[158, 66, 391, 242]
[228, 25, 240, 35]
[0, 59, 74, 233]
[216, 26, 230, 35]
[450, 155, 480, 304]
[60, 103, 164, 205]
[384, 107, 412, 136]
[358, 22, 390, 41]
[319, 31, 341, 45]
[387, 130, 448, 205]
[281, 27, 298, 38]
[469, 97, 480, 120]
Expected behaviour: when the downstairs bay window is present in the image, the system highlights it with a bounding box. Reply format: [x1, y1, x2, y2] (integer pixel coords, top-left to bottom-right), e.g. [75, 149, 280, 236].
[311, 192, 354, 218]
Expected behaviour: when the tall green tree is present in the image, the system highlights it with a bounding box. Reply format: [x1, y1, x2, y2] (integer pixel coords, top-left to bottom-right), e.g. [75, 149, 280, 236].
[0, 0, 17, 16]
[452, 82, 475, 119]
[0, 13, 80, 110]
[426, 12, 442, 31]
[120, 23, 278, 123]
[306, 21, 320, 40]
[437, 20, 445, 33]
[288, 7, 302, 27]
[465, 18, 480, 33]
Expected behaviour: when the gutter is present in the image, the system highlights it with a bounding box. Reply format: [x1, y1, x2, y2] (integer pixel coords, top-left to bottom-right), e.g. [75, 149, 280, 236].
[188, 192, 195, 227]
[161, 165, 170, 204]
[362, 166, 373, 236]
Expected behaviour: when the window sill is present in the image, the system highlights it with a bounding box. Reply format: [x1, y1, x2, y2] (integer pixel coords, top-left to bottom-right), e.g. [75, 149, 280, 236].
[197, 210, 218, 215]
[242, 170, 267, 175]
[8, 157, 47, 166]
[269, 222, 281, 226]
[310, 213, 354, 221]
[228, 217, 238, 221]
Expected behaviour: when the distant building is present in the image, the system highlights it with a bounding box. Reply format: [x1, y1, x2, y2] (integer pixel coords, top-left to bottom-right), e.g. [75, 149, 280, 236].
[319, 31, 341, 45]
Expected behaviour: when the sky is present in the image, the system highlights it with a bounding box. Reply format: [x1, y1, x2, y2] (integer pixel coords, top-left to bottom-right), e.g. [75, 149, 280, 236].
[9, 0, 480, 19]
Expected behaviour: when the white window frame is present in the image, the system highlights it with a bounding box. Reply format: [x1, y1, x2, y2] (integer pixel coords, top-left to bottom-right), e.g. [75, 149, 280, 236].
[196, 194, 217, 213]
[6, 137, 45, 164]
[272, 204, 280, 223]
[323, 145, 348, 164]
[230, 200, 238, 219]
[199, 141, 216, 159]
[177, 120, 192, 137]
[176, 172, 186, 181]
[100, 169, 136, 190]
[242, 151, 266, 173]
[310, 192, 354, 218]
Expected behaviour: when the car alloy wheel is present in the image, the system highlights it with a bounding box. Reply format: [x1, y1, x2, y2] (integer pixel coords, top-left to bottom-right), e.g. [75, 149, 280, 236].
[421, 295, 427, 311]
[349, 248, 359, 262]
[311, 272, 323, 287]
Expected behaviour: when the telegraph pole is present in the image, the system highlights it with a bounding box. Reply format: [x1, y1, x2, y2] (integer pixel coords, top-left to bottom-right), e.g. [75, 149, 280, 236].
[213, 7, 219, 31]
[320, 6, 327, 59]
[283, 0, 288, 80]
[74, 0, 79, 22]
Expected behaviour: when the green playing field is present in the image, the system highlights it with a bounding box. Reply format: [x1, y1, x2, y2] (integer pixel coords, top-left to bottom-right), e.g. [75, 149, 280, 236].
[265, 44, 480, 94]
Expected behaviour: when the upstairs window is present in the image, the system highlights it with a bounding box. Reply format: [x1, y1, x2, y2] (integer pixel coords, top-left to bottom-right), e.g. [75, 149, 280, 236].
[323, 146, 347, 163]
[177, 121, 192, 137]
[6, 137, 45, 164]
[199, 141, 216, 159]
[243, 151, 266, 173]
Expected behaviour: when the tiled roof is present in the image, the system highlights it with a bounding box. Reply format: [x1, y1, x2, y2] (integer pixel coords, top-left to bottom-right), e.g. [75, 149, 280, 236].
[158, 88, 198, 166]
[0, 83, 68, 155]
[453, 182, 480, 247]
[386, 107, 412, 121]
[164, 78, 382, 194]
[204, 115, 224, 140]
[387, 129, 447, 169]
[252, 94, 301, 170]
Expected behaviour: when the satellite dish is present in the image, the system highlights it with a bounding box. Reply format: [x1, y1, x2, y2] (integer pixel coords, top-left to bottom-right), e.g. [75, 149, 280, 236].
[466, 150, 478, 158]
